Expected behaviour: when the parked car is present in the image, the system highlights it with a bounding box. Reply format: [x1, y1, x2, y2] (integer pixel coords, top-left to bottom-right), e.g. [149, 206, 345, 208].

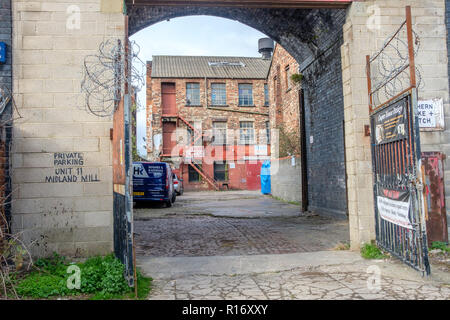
[173, 173, 183, 196]
[132, 162, 176, 207]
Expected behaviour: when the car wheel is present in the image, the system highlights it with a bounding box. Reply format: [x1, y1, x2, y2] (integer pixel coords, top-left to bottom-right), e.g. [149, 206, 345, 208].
[172, 193, 176, 203]
[166, 199, 172, 208]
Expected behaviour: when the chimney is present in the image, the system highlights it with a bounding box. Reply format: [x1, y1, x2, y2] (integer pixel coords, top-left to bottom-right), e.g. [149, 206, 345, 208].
[258, 38, 274, 59]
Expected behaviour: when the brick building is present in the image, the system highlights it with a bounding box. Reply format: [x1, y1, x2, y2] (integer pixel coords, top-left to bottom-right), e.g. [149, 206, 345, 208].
[146, 53, 272, 191]
[268, 44, 301, 153]
[267, 44, 304, 205]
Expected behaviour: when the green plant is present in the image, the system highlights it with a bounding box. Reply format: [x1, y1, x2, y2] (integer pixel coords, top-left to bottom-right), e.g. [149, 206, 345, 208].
[15, 253, 152, 299]
[290, 73, 304, 85]
[360, 242, 388, 259]
[16, 273, 71, 298]
[430, 241, 449, 253]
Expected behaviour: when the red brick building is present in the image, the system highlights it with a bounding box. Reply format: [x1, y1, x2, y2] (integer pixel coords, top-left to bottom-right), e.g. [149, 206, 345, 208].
[146, 55, 272, 191]
[268, 43, 301, 147]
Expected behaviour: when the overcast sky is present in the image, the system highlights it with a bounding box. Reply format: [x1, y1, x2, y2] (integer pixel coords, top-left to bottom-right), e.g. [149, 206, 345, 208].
[130, 16, 268, 157]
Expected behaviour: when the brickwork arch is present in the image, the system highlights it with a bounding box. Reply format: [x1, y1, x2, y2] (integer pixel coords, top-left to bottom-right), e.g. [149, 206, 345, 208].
[128, 5, 350, 217]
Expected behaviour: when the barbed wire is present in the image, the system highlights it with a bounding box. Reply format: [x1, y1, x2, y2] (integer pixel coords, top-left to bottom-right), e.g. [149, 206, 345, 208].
[369, 25, 423, 108]
[81, 38, 146, 117]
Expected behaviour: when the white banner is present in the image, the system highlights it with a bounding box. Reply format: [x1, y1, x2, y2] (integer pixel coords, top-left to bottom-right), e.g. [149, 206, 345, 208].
[377, 195, 413, 229]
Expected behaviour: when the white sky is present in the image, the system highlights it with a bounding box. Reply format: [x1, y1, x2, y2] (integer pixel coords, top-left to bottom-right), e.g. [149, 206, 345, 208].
[130, 16, 268, 157]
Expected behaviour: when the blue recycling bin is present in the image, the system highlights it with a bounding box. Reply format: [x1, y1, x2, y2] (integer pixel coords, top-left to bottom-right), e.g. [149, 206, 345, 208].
[260, 160, 271, 195]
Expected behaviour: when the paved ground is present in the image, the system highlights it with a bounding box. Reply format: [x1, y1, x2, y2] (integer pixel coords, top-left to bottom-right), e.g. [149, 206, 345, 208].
[134, 191, 450, 300]
[134, 191, 349, 257]
[146, 259, 450, 300]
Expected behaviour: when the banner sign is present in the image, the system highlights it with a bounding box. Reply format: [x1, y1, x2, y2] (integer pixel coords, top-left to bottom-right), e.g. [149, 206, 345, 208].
[377, 187, 413, 229]
[374, 98, 408, 144]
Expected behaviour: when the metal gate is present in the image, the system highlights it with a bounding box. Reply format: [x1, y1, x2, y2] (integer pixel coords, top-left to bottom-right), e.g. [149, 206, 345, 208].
[366, 6, 430, 275]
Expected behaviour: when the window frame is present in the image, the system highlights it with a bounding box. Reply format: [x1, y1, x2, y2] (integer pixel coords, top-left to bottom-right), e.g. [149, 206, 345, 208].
[239, 121, 255, 145]
[213, 161, 228, 182]
[188, 163, 202, 182]
[264, 83, 269, 107]
[211, 83, 227, 106]
[186, 82, 201, 106]
[212, 121, 227, 146]
[285, 65, 291, 91]
[238, 83, 254, 107]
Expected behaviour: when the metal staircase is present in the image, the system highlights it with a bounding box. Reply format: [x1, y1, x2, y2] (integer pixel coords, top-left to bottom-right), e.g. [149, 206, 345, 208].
[162, 113, 222, 191]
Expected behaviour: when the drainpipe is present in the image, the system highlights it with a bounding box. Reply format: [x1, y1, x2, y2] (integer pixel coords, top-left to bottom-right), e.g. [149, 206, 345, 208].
[205, 77, 208, 108]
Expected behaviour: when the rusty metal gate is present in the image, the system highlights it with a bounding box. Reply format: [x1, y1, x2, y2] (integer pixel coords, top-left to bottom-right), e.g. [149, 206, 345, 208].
[366, 6, 430, 275]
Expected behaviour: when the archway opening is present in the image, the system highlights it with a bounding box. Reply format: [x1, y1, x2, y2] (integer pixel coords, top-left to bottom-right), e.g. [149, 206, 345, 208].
[126, 6, 351, 274]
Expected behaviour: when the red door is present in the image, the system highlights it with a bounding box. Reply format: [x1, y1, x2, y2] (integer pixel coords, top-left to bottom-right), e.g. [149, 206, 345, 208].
[163, 122, 176, 156]
[162, 83, 176, 115]
[246, 162, 262, 191]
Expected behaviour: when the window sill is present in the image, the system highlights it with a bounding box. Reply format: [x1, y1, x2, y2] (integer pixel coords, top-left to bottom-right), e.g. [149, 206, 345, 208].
[239, 105, 256, 108]
[185, 105, 203, 107]
[210, 105, 229, 107]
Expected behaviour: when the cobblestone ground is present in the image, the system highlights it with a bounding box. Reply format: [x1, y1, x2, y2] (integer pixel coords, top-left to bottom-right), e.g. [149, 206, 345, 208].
[148, 263, 450, 300]
[134, 191, 349, 257]
[135, 191, 449, 300]
[136, 216, 318, 257]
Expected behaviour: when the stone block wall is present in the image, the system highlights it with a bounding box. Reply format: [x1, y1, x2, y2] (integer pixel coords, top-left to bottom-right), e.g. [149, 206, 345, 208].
[342, 0, 450, 246]
[271, 156, 302, 204]
[11, 0, 125, 257]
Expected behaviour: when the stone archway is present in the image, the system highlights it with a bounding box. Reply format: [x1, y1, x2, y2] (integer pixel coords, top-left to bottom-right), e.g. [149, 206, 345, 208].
[128, 4, 353, 240]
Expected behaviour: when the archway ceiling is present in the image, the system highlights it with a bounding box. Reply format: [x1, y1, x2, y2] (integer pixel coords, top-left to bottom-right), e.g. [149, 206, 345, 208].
[125, 0, 352, 9]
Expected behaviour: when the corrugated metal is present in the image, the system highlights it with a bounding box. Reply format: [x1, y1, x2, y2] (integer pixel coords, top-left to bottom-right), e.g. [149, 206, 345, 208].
[422, 152, 448, 245]
[151, 55, 271, 79]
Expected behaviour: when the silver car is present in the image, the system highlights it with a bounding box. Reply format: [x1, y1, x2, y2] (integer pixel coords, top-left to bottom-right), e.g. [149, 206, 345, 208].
[173, 173, 183, 196]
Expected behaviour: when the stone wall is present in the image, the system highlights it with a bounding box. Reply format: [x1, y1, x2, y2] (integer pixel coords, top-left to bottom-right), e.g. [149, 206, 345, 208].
[11, 0, 125, 257]
[341, 0, 450, 246]
[271, 156, 302, 204]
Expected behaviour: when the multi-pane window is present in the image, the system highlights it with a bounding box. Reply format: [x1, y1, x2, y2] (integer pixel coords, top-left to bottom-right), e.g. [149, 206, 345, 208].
[213, 121, 227, 145]
[214, 162, 228, 181]
[186, 83, 200, 106]
[238, 84, 253, 106]
[239, 121, 255, 145]
[211, 83, 227, 106]
[188, 164, 202, 182]
[264, 84, 269, 106]
[266, 121, 271, 144]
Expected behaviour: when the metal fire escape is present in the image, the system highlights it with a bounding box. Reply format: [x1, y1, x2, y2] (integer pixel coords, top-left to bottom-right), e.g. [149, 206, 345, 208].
[160, 113, 221, 191]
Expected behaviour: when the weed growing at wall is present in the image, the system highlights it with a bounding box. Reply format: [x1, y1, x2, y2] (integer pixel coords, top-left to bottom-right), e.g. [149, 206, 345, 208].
[360, 243, 388, 260]
[430, 241, 449, 253]
[278, 125, 300, 158]
[13, 253, 151, 299]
